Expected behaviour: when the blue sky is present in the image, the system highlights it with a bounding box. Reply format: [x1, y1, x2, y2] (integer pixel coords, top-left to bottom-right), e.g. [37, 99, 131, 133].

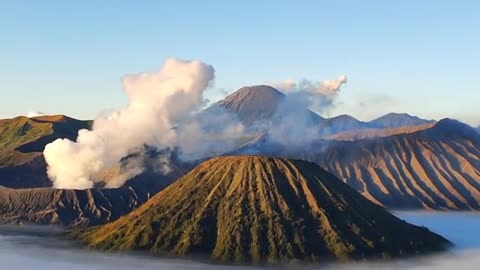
[1, 1, 479, 125]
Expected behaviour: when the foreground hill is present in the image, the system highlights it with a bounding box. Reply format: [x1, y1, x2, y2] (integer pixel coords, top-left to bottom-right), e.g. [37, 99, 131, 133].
[74, 156, 449, 264]
[309, 119, 480, 210]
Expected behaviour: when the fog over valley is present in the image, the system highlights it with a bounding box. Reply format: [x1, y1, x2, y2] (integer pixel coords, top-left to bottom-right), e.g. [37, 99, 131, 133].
[1, 212, 479, 270]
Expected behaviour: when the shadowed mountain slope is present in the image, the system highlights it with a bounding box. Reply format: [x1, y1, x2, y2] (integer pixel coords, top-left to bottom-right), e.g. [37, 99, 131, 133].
[74, 156, 449, 264]
[0, 156, 51, 188]
[308, 119, 480, 210]
[0, 185, 152, 227]
[0, 161, 186, 227]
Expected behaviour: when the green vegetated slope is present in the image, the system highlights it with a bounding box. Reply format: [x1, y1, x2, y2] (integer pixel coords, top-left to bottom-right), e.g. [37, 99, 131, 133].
[74, 156, 449, 264]
[0, 115, 91, 188]
[0, 115, 91, 166]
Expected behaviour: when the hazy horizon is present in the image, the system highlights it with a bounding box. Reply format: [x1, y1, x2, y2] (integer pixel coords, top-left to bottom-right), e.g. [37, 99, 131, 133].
[1, 1, 479, 125]
[1, 212, 479, 270]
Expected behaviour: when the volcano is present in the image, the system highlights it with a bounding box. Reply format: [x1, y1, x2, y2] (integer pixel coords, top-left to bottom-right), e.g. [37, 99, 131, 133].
[214, 85, 325, 126]
[74, 156, 449, 264]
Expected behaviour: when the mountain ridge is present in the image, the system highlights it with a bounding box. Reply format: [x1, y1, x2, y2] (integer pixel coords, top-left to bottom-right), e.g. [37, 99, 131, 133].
[214, 85, 435, 133]
[306, 119, 480, 209]
[368, 113, 436, 129]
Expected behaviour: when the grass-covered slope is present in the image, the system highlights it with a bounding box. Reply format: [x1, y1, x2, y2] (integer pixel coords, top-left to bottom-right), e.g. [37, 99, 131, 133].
[0, 115, 91, 167]
[0, 115, 91, 188]
[0, 115, 90, 150]
[74, 156, 450, 264]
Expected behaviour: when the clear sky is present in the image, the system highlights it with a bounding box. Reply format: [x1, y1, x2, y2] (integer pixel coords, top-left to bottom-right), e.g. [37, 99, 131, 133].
[1, 0, 479, 125]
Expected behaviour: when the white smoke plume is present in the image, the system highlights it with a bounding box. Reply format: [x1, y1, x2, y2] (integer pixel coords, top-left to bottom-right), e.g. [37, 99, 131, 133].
[273, 75, 348, 113]
[44, 58, 245, 189]
[26, 111, 45, 118]
[265, 75, 348, 148]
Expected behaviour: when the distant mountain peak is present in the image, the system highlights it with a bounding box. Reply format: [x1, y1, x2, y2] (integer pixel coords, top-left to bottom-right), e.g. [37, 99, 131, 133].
[214, 85, 324, 125]
[428, 118, 480, 138]
[216, 85, 285, 124]
[369, 112, 435, 129]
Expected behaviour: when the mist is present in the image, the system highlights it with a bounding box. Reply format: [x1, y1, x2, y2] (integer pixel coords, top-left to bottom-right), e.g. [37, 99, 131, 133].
[1, 212, 479, 269]
[273, 75, 347, 113]
[256, 76, 348, 149]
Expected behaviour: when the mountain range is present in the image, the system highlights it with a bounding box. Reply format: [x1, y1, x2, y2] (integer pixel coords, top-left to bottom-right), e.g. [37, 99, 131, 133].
[219, 86, 480, 210]
[73, 156, 449, 263]
[215, 85, 435, 136]
[0, 84, 473, 263]
[308, 119, 480, 210]
[0, 83, 478, 228]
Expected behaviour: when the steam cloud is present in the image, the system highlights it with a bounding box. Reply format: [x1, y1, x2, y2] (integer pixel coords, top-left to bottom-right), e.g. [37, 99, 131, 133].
[44, 58, 244, 189]
[44, 58, 347, 189]
[266, 75, 348, 147]
[273, 75, 348, 112]
[26, 111, 45, 118]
